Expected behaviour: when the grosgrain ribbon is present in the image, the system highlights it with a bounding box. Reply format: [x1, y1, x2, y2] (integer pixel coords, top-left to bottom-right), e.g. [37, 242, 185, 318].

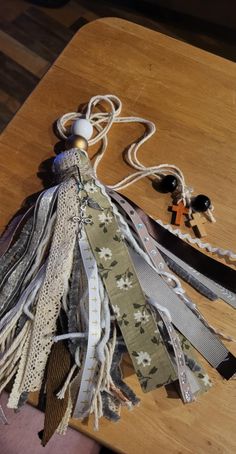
[42, 342, 71, 446]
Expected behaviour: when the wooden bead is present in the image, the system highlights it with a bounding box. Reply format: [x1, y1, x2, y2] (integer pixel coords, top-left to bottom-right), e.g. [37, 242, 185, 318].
[66, 134, 88, 151]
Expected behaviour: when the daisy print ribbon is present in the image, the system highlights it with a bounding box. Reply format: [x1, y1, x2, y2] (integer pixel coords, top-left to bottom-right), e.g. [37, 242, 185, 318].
[76, 153, 177, 391]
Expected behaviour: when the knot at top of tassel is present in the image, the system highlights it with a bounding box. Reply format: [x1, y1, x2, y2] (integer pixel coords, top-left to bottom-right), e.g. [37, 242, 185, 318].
[53, 149, 94, 182]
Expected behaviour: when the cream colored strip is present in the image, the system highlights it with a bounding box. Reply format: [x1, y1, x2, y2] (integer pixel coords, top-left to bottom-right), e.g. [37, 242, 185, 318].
[20, 178, 79, 392]
[73, 231, 101, 418]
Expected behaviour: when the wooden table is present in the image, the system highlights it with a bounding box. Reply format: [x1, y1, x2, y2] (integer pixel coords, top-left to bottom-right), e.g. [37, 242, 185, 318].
[0, 18, 236, 454]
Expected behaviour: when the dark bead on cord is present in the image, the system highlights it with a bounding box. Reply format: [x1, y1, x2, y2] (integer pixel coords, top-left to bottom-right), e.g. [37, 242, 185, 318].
[156, 175, 178, 193]
[191, 194, 211, 212]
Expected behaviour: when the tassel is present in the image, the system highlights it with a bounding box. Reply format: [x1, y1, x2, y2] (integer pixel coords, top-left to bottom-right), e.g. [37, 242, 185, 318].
[0, 94, 235, 444]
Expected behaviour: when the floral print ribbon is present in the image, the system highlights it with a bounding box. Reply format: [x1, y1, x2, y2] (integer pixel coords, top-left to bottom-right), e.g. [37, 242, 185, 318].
[76, 157, 177, 391]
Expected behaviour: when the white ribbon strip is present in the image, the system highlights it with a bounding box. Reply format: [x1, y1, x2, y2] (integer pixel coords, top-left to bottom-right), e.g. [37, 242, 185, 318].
[73, 230, 101, 418]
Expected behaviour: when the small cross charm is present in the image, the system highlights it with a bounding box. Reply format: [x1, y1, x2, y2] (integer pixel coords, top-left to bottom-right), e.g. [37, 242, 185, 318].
[189, 213, 207, 237]
[170, 202, 189, 226]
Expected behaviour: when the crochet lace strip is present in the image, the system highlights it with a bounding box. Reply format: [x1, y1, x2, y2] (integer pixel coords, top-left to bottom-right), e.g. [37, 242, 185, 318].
[20, 178, 79, 392]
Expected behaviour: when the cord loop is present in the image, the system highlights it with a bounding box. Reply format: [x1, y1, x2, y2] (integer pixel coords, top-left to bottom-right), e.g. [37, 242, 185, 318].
[57, 94, 215, 220]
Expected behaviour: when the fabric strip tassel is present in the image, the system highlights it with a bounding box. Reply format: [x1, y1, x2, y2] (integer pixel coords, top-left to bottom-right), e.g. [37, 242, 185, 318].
[0, 94, 235, 443]
[0, 144, 184, 434]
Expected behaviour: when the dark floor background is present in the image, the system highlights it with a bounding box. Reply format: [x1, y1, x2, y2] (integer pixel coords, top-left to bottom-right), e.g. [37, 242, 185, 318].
[0, 0, 236, 132]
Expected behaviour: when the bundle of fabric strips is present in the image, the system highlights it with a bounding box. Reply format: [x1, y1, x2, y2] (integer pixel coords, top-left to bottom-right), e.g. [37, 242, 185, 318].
[0, 94, 235, 446]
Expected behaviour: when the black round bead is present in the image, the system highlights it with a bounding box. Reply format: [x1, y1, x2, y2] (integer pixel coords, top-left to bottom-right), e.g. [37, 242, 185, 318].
[191, 194, 211, 212]
[157, 175, 178, 193]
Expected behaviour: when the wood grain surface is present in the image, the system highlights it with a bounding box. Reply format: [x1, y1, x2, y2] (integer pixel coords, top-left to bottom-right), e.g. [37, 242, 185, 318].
[0, 18, 236, 454]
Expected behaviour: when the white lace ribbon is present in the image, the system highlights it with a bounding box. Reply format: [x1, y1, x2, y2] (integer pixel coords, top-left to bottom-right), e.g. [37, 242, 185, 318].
[19, 178, 79, 392]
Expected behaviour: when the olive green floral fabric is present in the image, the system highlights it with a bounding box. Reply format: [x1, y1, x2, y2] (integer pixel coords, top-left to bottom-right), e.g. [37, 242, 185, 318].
[78, 170, 177, 392]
